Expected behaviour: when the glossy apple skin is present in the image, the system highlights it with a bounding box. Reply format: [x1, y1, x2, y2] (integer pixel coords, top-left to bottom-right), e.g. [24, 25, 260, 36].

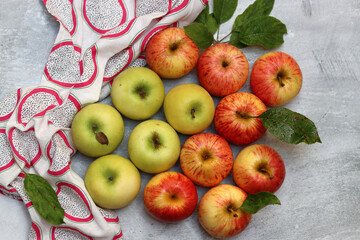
[197, 43, 249, 97]
[127, 120, 180, 174]
[164, 83, 215, 135]
[250, 51, 302, 106]
[145, 27, 199, 79]
[198, 184, 252, 238]
[71, 103, 124, 158]
[233, 144, 285, 194]
[214, 92, 267, 145]
[143, 171, 198, 222]
[111, 67, 165, 120]
[84, 155, 141, 209]
[180, 133, 233, 187]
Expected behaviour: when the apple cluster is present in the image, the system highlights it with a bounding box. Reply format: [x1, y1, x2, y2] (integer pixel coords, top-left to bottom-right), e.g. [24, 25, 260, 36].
[70, 27, 302, 239]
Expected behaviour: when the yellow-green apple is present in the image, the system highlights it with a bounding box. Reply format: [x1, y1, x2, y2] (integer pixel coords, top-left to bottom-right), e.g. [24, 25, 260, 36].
[164, 83, 215, 135]
[110, 67, 165, 120]
[197, 43, 249, 97]
[233, 144, 286, 194]
[127, 120, 180, 174]
[71, 103, 124, 158]
[145, 27, 199, 79]
[84, 154, 141, 209]
[250, 51, 302, 106]
[214, 92, 267, 145]
[198, 184, 252, 238]
[180, 133, 233, 187]
[143, 171, 198, 222]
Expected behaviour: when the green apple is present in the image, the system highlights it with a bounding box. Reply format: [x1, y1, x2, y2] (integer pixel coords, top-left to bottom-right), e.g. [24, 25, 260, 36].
[71, 103, 124, 158]
[111, 67, 165, 120]
[127, 120, 180, 174]
[163, 83, 215, 135]
[84, 154, 141, 209]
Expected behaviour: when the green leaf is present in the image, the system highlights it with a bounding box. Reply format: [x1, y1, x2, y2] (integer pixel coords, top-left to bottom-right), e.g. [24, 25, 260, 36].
[233, 16, 287, 49]
[24, 174, 65, 225]
[259, 107, 322, 144]
[195, 5, 219, 35]
[213, 0, 238, 24]
[184, 23, 214, 49]
[230, 0, 275, 48]
[240, 191, 281, 214]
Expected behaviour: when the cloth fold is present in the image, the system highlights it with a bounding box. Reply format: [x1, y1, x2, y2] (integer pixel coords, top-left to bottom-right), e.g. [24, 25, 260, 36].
[0, 0, 207, 239]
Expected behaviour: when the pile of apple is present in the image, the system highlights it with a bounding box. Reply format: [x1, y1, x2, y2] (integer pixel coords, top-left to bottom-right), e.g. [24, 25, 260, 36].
[70, 27, 303, 239]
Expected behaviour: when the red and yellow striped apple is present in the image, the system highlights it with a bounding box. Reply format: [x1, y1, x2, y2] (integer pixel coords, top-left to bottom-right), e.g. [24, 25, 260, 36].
[145, 27, 199, 79]
[233, 144, 286, 194]
[180, 133, 233, 187]
[250, 51, 302, 106]
[197, 43, 249, 97]
[214, 92, 267, 145]
[198, 184, 252, 238]
[143, 171, 198, 222]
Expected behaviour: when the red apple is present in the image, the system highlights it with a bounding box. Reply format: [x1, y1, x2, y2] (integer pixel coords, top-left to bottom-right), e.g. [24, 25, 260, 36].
[214, 92, 267, 145]
[180, 133, 233, 187]
[233, 144, 286, 194]
[145, 27, 199, 79]
[250, 51, 302, 106]
[143, 171, 198, 222]
[198, 184, 252, 238]
[197, 43, 249, 97]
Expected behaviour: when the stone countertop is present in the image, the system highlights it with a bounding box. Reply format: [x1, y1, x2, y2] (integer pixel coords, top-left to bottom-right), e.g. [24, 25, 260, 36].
[1, 0, 359, 239]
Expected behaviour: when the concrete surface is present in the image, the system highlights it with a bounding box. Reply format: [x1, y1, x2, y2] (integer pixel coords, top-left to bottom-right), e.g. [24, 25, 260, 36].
[1, 0, 359, 239]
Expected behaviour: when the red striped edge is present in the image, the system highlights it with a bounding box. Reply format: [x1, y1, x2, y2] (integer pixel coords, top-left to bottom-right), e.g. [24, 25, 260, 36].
[105, 215, 120, 223]
[8, 128, 41, 169]
[168, 0, 190, 15]
[56, 182, 94, 223]
[43, 0, 77, 36]
[51, 226, 93, 240]
[113, 230, 123, 240]
[82, 0, 127, 35]
[101, 18, 136, 39]
[0, 128, 17, 172]
[46, 131, 74, 176]
[31, 222, 42, 240]
[17, 88, 63, 126]
[0, 88, 21, 122]
[103, 47, 134, 83]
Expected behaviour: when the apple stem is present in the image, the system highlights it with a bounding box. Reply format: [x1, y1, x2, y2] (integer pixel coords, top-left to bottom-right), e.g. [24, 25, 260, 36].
[191, 108, 196, 119]
[227, 206, 239, 218]
[236, 111, 257, 119]
[152, 133, 161, 149]
[259, 167, 274, 179]
[218, 32, 232, 43]
[276, 73, 286, 87]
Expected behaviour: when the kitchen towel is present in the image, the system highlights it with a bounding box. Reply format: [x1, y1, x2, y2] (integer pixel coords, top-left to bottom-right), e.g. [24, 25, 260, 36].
[0, 0, 207, 239]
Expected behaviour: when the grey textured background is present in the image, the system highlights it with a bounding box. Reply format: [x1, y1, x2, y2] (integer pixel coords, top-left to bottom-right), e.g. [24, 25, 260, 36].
[1, 0, 359, 239]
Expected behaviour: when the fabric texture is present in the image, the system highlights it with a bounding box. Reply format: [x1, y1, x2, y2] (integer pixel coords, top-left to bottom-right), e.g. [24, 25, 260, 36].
[0, 0, 207, 239]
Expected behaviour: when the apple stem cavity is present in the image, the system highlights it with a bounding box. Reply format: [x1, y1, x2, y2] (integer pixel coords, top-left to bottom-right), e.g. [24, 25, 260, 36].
[276, 72, 286, 87]
[169, 42, 179, 52]
[152, 132, 161, 149]
[191, 108, 196, 119]
[227, 206, 239, 218]
[92, 124, 109, 145]
[236, 111, 256, 119]
[136, 87, 147, 99]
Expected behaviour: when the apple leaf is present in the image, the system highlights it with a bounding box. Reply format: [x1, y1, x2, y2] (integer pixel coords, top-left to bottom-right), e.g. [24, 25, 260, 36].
[24, 174, 65, 225]
[230, 0, 275, 48]
[213, 0, 238, 24]
[259, 107, 322, 144]
[184, 23, 214, 49]
[232, 16, 287, 49]
[240, 191, 281, 214]
[195, 5, 219, 35]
